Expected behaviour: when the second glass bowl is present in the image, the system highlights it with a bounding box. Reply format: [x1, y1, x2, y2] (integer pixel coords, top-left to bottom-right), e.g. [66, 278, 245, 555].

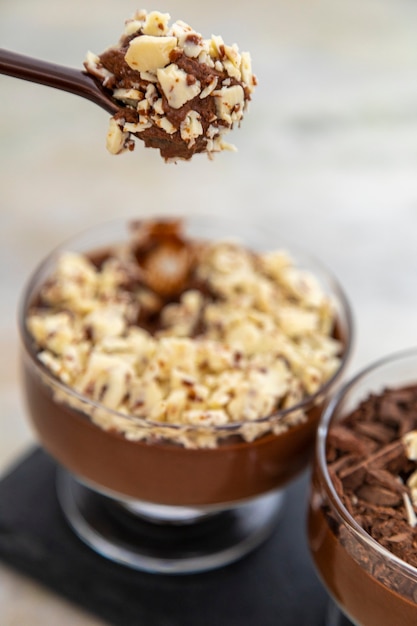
[308, 348, 417, 626]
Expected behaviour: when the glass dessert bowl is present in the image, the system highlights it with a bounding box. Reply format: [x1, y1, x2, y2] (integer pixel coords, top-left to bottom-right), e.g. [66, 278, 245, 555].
[308, 348, 417, 626]
[19, 216, 352, 574]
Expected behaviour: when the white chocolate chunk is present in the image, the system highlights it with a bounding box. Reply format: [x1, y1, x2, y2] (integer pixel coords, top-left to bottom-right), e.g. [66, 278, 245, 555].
[176, 31, 205, 59]
[83, 306, 126, 341]
[157, 64, 201, 109]
[123, 11, 147, 36]
[223, 59, 241, 81]
[403, 492, 417, 528]
[84, 51, 113, 82]
[123, 120, 152, 133]
[153, 115, 177, 134]
[223, 44, 242, 80]
[113, 88, 142, 102]
[123, 19, 146, 37]
[200, 76, 218, 99]
[198, 49, 215, 68]
[180, 110, 203, 146]
[142, 11, 171, 36]
[27, 312, 76, 355]
[182, 39, 205, 59]
[225, 44, 241, 69]
[209, 35, 225, 59]
[153, 98, 164, 115]
[140, 70, 158, 83]
[169, 20, 194, 38]
[145, 83, 158, 105]
[403, 430, 417, 461]
[137, 99, 150, 114]
[407, 469, 417, 505]
[213, 85, 245, 124]
[125, 35, 177, 73]
[106, 118, 128, 154]
[241, 51, 254, 91]
[77, 353, 134, 410]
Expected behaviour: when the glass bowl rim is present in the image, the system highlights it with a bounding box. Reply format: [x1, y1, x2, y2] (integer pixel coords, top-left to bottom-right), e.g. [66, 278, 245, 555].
[316, 346, 417, 579]
[18, 216, 354, 434]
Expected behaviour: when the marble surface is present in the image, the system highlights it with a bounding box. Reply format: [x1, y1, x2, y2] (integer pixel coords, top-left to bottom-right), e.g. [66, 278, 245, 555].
[1, 0, 417, 623]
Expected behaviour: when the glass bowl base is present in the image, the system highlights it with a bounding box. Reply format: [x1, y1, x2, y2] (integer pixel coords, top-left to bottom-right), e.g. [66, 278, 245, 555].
[56, 469, 285, 574]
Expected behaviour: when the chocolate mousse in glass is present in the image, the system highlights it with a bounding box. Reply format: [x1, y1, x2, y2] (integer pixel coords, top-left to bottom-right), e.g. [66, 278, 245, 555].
[308, 348, 417, 626]
[19, 216, 352, 573]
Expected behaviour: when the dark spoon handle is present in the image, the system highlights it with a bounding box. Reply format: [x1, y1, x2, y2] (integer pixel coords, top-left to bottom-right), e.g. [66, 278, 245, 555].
[0, 48, 119, 114]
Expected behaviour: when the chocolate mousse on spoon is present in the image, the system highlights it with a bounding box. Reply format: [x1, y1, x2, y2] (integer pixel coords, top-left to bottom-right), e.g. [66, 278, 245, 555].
[0, 10, 257, 161]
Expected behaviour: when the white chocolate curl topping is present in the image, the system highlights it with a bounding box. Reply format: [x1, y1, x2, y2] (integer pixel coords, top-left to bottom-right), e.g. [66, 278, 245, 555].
[27, 220, 343, 449]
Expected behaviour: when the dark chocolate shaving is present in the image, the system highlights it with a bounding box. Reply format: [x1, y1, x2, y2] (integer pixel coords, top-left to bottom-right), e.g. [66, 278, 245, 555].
[325, 383, 417, 578]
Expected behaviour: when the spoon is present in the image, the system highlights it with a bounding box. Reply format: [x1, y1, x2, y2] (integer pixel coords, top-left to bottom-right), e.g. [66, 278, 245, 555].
[0, 48, 120, 115]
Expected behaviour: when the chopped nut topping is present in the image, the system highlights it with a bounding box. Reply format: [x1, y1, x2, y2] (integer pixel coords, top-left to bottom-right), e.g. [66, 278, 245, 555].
[27, 219, 342, 449]
[83, 10, 257, 161]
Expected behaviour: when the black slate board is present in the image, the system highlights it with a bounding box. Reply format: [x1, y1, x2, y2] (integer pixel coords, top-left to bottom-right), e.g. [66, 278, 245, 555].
[0, 447, 343, 626]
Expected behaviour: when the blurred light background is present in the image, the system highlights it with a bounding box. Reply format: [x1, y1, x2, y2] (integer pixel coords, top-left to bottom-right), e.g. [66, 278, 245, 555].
[1, 0, 417, 622]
